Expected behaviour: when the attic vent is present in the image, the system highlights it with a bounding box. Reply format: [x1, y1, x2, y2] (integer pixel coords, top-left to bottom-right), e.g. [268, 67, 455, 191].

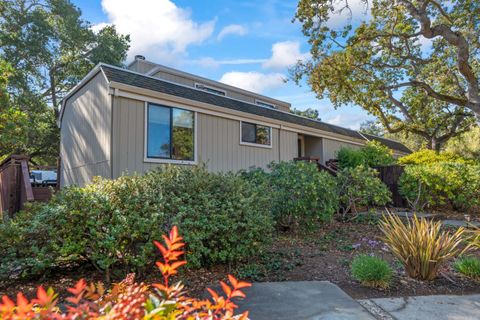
[135, 55, 146, 60]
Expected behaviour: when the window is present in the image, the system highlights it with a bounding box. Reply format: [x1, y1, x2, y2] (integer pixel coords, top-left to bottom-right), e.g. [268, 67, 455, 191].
[255, 100, 277, 109]
[146, 103, 195, 161]
[195, 83, 226, 96]
[240, 122, 271, 146]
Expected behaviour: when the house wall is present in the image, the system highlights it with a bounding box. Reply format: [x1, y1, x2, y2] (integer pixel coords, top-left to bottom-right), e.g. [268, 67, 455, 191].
[322, 138, 362, 163]
[304, 136, 324, 162]
[60, 72, 112, 187]
[111, 96, 298, 177]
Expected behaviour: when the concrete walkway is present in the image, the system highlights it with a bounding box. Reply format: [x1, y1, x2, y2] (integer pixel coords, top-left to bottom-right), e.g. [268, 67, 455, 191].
[236, 281, 480, 319]
[359, 294, 480, 320]
[236, 281, 375, 320]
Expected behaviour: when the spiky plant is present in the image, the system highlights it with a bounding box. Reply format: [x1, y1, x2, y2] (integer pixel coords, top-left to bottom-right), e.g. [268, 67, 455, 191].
[379, 214, 466, 281]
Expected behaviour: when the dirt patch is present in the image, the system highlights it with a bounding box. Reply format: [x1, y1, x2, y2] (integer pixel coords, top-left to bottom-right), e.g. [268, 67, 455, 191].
[1, 219, 479, 301]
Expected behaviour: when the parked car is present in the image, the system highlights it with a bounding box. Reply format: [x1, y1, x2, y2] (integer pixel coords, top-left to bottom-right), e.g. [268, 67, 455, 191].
[30, 170, 57, 186]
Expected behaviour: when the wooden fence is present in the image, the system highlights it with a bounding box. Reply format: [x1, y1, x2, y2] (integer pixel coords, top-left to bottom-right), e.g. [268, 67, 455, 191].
[374, 165, 408, 208]
[0, 155, 58, 220]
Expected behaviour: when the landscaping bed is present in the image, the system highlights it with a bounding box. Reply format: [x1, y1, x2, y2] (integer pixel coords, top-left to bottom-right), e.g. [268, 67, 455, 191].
[2, 219, 478, 301]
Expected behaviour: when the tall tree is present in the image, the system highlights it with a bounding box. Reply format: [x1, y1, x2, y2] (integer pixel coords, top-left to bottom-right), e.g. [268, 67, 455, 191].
[293, 0, 480, 131]
[0, 0, 130, 162]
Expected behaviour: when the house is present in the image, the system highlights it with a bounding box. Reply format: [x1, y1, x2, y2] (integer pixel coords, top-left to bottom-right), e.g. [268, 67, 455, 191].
[58, 55, 410, 187]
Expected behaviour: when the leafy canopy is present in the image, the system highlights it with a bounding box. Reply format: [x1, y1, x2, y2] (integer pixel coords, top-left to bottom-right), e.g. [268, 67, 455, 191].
[293, 0, 480, 144]
[0, 0, 130, 163]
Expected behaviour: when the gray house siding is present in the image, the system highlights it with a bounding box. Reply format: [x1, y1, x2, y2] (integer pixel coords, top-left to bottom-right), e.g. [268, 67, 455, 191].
[322, 138, 362, 163]
[111, 96, 297, 177]
[60, 72, 112, 187]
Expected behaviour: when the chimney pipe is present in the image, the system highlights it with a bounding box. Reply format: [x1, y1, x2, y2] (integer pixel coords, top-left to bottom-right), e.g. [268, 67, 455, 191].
[135, 55, 146, 61]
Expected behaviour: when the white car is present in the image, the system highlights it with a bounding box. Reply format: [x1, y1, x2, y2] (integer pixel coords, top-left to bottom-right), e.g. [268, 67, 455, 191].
[30, 170, 57, 186]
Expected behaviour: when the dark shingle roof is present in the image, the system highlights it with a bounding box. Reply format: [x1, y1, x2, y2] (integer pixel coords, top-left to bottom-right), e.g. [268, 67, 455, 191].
[101, 65, 410, 154]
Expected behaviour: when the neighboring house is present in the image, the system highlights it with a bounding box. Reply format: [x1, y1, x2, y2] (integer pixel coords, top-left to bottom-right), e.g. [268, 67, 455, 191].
[58, 56, 410, 187]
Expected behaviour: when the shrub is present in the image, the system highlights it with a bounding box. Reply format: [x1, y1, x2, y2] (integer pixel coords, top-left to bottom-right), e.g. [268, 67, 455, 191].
[351, 255, 392, 288]
[361, 141, 396, 167]
[399, 162, 480, 212]
[336, 166, 391, 216]
[337, 147, 365, 168]
[243, 161, 339, 230]
[337, 141, 395, 169]
[0, 226, 251, 319]
[398, 149, 472, 165]
[0, 166, 273, 279]
[379, 214, 465, 280]
[454, 256, 480, 280]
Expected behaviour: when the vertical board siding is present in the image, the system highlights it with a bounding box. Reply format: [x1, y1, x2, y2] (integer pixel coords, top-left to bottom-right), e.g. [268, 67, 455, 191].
[112, 96, 298, 178]
[304, 136, 324, 161]
[60, 72, 111, 187]
[322, 138, 362, 164]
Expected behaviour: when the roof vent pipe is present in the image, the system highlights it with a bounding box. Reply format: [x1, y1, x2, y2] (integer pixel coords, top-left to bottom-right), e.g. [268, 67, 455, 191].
[135, 55, 146, 60]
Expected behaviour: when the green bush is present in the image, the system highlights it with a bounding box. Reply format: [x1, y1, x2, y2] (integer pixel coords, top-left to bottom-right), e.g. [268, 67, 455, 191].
[337, 141, 395, 169]
[454, 257, 480, 280]
[361, 141, 396, 167]
[242, 161, 339, 230]
[351, 254, 392, 288]
[336, 166, 391, 216]
[0, 166, 273, 279]
[399, 162, 480, 212]
[337, 147, 366, 168]
[398, 149, 472, 165]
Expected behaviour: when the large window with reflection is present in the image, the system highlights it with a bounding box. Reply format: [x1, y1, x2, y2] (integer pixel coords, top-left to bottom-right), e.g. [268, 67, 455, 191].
[147, 103, 195, 161]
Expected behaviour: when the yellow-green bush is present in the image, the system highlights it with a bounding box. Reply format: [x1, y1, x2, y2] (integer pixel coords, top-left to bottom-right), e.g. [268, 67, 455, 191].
[398, 149, 473, 165]
[399, 162, 480, 212]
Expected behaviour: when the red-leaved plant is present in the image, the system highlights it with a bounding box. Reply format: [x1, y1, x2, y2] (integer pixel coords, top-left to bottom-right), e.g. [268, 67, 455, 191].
[0, 226, 251, 319]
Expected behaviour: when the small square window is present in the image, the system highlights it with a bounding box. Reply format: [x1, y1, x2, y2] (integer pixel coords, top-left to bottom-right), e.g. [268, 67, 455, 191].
[241, 122, 271, 146]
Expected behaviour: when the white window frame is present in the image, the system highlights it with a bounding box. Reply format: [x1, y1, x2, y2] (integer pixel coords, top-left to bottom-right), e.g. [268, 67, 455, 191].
[144, 102, 198, 165]
[194, 82, 227, 96]
[255, 99, 277, 109]
[239, 121, 273, 149]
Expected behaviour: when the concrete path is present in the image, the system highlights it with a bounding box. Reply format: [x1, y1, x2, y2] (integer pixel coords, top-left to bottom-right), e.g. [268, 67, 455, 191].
[359, 294, 480, 320]
[236, 281, 375, 320]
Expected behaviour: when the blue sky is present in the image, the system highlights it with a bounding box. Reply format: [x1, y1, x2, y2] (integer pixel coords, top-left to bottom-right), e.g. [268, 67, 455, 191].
[72, 0, 373, 129]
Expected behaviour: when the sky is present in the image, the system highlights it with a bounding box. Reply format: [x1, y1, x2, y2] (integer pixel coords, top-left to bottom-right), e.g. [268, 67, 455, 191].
[72, 0, 374, 129]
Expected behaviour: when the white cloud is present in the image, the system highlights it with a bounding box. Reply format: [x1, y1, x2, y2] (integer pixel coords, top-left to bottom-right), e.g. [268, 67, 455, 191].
[325, 113, 371, 130]
[190, 57, 267, 68]
[262, 41, 309, 70]
[219, 71, 285, 93]
[217, 24, 248, 41]
[100, 0, 215, 64]
[91, 22, 110, 33]
[326, 0, 370, 29]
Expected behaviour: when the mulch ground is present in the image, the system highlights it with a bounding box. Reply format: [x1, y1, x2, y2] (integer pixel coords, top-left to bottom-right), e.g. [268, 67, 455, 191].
[1, 218, 479, 301]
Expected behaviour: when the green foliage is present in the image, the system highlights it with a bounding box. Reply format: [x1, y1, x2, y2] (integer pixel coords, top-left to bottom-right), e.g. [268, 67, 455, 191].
[361, 141, 395, 167]
[336, 166, 391, 215]
[398, 150, 472, 165]
[399, 163, 480, 212]
[350, 255, 392, 288]
[454, 257, 480, 280]
[0, 0, 130, 163]
[242, 161, 338, 230]
[337, 141, 395, 168]
[445, 127, 480, 160]
[337, 147, 366, 168]
[0, 166, 273, 278]
[380, 214, 465, 281]
[290, 107, 321, 121]
[293, 0, 480, 127]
